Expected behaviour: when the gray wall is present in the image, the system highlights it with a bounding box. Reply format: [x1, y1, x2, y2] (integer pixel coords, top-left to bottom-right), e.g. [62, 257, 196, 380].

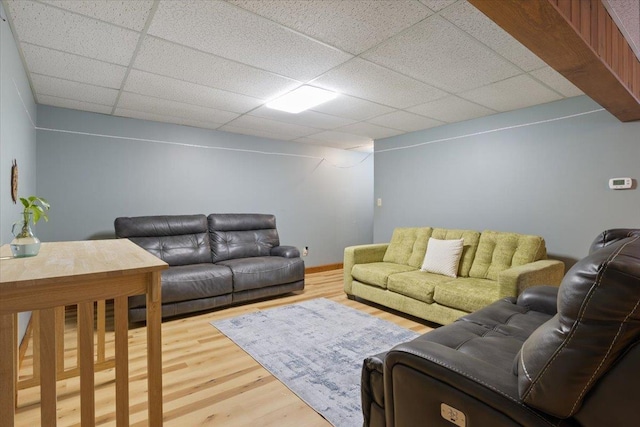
[1, 4, 37, 344]
[1, 5, 37, 244]
[374, 96, 640, 267]
[36, 105, 374, 267]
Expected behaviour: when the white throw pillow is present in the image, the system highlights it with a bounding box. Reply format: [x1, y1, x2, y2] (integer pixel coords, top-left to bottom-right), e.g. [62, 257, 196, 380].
[420, 237, 464, 278]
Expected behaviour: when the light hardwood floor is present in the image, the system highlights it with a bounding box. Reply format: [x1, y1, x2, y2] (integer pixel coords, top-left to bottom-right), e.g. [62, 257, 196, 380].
[16, 269, 434, 426]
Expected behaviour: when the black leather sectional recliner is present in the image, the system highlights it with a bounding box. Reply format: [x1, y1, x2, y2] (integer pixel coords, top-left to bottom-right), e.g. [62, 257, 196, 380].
[114, 213, 305, 322]
[362, 228, 640, 427]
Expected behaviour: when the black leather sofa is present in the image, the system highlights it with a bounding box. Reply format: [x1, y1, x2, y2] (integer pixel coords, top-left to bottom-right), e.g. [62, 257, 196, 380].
[114, 213, 304, 322]
[362, 228, 640, 427]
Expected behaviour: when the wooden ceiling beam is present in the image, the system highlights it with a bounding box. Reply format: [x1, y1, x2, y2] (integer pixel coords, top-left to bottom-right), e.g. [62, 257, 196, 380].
[468, 0, 640, 122]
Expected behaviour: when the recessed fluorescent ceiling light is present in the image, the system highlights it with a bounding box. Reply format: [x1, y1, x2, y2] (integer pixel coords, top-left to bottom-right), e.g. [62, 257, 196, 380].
[266, 86, 338, 114]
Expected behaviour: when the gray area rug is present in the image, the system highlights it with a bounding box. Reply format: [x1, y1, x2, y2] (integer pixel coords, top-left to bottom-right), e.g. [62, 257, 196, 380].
[211, 298, 419, 427]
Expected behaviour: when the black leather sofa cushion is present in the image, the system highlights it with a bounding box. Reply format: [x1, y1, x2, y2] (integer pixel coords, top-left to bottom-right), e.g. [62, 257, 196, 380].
[208, 213, 277, 231]
[208, 214, 280, 262]
[129, 294, 233, 323]
[517, 232, 640, 418]
[589, 228, 640, 253]
[419, 296, 555, 370]
[129, 263, 233, 308]
[115, 215, 211, 266]
[574, 341, 640, 426]
[232, 280, 304, 304]
[217, 256, 305, 292]
[210, 229, 279, 262]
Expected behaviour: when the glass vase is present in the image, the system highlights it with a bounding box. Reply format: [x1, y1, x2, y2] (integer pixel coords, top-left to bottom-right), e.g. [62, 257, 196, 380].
[10, 212, 41, 258]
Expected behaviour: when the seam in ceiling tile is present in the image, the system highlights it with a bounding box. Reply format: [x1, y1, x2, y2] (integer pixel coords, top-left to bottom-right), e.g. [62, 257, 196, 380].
[111, 0, 160, 115]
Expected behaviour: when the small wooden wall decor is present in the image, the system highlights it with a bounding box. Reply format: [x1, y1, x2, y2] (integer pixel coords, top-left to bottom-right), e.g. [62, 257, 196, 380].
[11, 159, 18, 203]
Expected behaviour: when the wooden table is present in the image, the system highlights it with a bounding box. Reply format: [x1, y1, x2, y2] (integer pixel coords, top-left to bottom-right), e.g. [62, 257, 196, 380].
[0, 240, 168, 427]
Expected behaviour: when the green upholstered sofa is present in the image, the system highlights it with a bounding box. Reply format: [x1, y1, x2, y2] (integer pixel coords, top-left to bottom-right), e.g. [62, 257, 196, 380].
[343, 227, 564, 325]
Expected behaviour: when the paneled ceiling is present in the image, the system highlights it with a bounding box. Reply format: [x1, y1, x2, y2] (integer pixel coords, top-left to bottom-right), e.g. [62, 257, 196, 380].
[603, 0, 640, 61]
[4, 0, 585, 151]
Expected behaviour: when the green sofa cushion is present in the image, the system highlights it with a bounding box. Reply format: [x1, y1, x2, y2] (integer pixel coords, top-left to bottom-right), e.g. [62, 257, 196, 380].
[430, 228, 481, 276]
[405, 228, 436, 268]
[383, 227, 480, 273]
[433, 278, 500, 313]
[469, 231, 546, 280]
[387, 270, 455, 304]
[384, 227, 432, 266]
[351, 262, 416, 289]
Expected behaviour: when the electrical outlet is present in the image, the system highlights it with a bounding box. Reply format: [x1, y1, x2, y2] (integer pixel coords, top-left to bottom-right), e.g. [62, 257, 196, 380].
[302, 246, 309, 257]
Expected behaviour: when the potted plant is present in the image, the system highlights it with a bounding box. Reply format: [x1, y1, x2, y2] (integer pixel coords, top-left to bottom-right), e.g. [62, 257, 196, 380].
[10, 196, 50, 258]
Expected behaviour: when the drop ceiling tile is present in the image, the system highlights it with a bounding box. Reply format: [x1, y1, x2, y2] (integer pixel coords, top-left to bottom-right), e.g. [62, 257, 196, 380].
[220, 115, 320, 139]
[294, 137, 369, 151]
[6, 0, 139, 65]
[418, 0, 458, 12]
[134, 37, 301, 100]
[217, 125, 302, 142]
[148, 0, 352, 81]
[338, 122, 404, 139]
[249, 106, 356, 130]
[40, 0, 154, 31]
[114, 108, 222, 131]
[229, 0, 432, 55]
[37, 95, 113, 115]
[296, 131, 373, 150]
[407, 95, 496, 123]
[294, 136, 331, 146]
[117, 92, 239, 125]
[310, 94, 395, 121]
[32, 74, 119, 106]
[21, 44, 127, 88]
[311, 58, 447, 109]
[408, 95, 496, 123]
[348, 143, 375, 153]
[441, 1, 547, 72]
[459, 75, 563, 112]
[529, 67, 584, 97]
[362, 16, 521, 92]
[125, 70, 263, 113]
[367, 111, 445, 132]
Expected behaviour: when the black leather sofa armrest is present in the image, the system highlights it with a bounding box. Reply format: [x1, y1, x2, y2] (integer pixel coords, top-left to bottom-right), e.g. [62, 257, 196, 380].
[362, 352, 387, 427]
[270, 245, 300, 258]
[516, 285, 559, 316]
[383, 341, 560, 427]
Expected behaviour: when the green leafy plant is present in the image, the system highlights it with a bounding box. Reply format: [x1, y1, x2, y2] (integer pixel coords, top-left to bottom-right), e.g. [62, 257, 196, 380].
[16, 196, 50, 237]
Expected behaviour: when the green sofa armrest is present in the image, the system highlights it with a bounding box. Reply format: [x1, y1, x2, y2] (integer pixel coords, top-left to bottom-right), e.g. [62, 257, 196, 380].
[343, 243, 389, 295]
[497, 259, 565, 298]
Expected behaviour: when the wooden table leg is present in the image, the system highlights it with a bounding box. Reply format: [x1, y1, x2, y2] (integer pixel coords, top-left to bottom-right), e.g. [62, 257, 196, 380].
[40, 308, 57, 427]
[33, 311, 41, 386]
[97, 300, 106, 363]
[146, 271, 163, 426]
[114, 296, 129, 427]
[54, 307, 65, 374]
[0, 314, 16, 427]
[78, 302, 95, 426]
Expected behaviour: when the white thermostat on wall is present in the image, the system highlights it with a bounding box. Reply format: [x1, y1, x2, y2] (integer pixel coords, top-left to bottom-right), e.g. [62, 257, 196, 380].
[608, 177, 632, 190]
